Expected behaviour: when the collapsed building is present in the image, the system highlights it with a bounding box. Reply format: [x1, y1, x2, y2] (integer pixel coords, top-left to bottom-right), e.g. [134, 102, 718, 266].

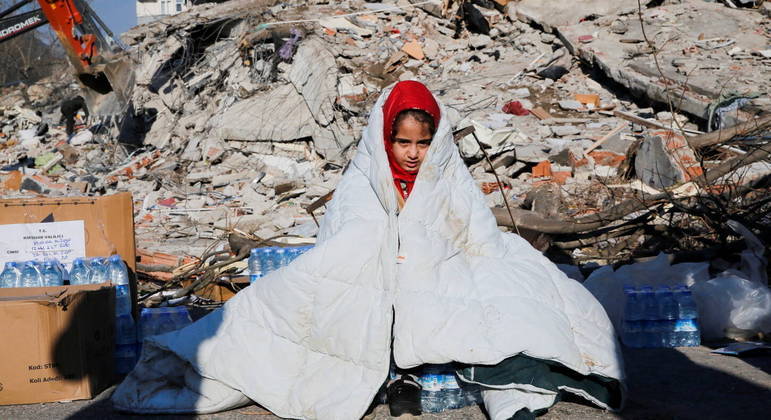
[0, 0, 769, 299]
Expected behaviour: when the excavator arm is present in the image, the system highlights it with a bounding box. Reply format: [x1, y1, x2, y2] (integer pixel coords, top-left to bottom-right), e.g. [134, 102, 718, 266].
[0, 0, 134, 116]
[0, 1, 47, 43]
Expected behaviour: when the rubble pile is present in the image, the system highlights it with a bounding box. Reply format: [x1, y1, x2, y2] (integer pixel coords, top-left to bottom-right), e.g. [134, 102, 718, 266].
[1, 0, 769, 272]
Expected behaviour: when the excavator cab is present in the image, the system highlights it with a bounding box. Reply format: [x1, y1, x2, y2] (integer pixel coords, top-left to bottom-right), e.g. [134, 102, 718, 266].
[0, 0, 134, 117]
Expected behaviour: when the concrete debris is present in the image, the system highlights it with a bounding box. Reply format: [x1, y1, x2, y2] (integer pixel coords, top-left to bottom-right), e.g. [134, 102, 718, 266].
[0, 0, 767, 266]
[288, 38, 338, 127]
[212, 84, 317, 142]
[517, 0, 769, 124]
[635, 131, 702, 189]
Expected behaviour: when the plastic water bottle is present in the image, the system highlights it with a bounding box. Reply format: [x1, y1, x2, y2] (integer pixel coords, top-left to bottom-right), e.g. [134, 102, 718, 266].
[656, 287, 678, 320]
[108, 255, 132, 316]
[89, 257, 110, 284]
[274, 248, 288, 268]
[673, 285, 698, 319]
[656, 286, 678, 346]
[441, 371, 463, 410]
[137, 306, 193, 357]
[171, 306, 193, 330]
[139, 307, 192, 340]
[288, 247, 303, 263]
[155, 308, 177, 335]
[69, 258, 91, 285]
[636, 286, 659, 346]
[20, 261, 43, 288]
[425, 364, 474, 412]
[673, 318, 700, 347]
[114, 313, 138, 375]
[55, 260, 69, 285]
[41, 260, 63, 286]
[288, 245, 313, 263]
[0, 261, 21, 288]
[622, 286, 643, 347]
[419, 367, 444, 413]
[639, 286, 657, 320]
[107, 254, 137, 375]
[248, 248, 262, 283]
[673, 285, 700, 347]
[52, 260, 69, 284]
[260, 247, 276, 275]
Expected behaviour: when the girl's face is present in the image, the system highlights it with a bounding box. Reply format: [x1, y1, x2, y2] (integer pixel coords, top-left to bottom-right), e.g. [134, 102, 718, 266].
[390, 115, 432, 172]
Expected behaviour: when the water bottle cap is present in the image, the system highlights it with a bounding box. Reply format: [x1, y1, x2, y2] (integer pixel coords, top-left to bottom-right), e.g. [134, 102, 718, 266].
[108, 254, 122, 262]
[73, 257, 85, 264]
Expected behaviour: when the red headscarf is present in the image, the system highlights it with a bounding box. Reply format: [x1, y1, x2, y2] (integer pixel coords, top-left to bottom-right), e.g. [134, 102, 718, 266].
[382, 81, 441, 200]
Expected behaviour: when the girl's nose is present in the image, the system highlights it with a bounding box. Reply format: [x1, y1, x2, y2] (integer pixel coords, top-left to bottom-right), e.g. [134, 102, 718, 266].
[407, 144, 418, 158]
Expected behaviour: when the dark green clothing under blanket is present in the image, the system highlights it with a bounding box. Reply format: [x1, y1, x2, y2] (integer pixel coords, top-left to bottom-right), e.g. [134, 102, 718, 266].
[458, 354, 623, 417]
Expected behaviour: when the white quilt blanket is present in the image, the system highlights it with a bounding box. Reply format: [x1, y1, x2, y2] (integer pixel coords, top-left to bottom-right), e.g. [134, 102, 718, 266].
[112, 86, 625, 419]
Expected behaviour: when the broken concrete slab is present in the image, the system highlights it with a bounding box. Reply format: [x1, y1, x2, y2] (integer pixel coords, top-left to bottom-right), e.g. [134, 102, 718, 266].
[201, 137, 227, 163]
[211, 84, 316, 142]
[319, 16, 374, 38]
[134, 35, 185, 90]
[551, 125, 581, 137]
[514, 0, 638, 32]
[558, 100, 583, 111]
[181, 136, 203, 161]
[288, 37, 338, 127]
[635, 131, 702, 189]
[543, 0, 768, 124]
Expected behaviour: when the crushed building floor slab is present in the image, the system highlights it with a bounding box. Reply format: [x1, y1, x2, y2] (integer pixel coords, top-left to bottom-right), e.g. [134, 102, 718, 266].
[515, 0, 770, 125]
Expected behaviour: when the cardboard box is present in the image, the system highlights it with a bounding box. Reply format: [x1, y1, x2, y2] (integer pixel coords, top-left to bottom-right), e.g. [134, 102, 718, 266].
[0, 283, 115, 405]
[0, 192, 136, 271]
[0, 192, 136, 404]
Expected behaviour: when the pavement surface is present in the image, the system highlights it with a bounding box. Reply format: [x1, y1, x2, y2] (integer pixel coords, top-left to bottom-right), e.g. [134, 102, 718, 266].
[1, 345, 769, 419]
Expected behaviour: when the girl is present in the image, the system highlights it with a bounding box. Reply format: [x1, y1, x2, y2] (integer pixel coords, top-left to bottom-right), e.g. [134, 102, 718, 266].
[113, 81, 624, 420]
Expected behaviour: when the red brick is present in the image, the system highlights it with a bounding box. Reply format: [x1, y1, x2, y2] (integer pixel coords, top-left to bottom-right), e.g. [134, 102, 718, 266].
[532, 160, 553, 178]
[552, 171, 572, 185]
[589, 151, 625, 167]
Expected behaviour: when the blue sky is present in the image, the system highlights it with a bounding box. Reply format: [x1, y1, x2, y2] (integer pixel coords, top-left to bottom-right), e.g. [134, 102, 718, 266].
[89, 0, 137, 36]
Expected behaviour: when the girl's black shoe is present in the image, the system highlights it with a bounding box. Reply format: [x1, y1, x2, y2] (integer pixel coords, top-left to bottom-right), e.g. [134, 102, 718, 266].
[386, 375, 422, 417]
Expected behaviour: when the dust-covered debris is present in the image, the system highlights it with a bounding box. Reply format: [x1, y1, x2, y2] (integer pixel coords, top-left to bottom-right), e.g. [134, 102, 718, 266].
[0, 0, 768, 279]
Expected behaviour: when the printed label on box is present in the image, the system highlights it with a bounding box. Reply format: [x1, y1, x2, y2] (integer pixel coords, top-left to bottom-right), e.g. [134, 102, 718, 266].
[0, 221, 86, 267]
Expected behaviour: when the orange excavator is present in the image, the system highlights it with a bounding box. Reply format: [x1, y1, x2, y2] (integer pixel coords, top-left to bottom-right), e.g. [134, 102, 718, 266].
[0, 0, 134, 115]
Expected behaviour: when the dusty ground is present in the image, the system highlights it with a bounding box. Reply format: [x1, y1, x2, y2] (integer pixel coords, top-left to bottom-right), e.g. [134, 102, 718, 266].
[0, 345, 768, 420]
